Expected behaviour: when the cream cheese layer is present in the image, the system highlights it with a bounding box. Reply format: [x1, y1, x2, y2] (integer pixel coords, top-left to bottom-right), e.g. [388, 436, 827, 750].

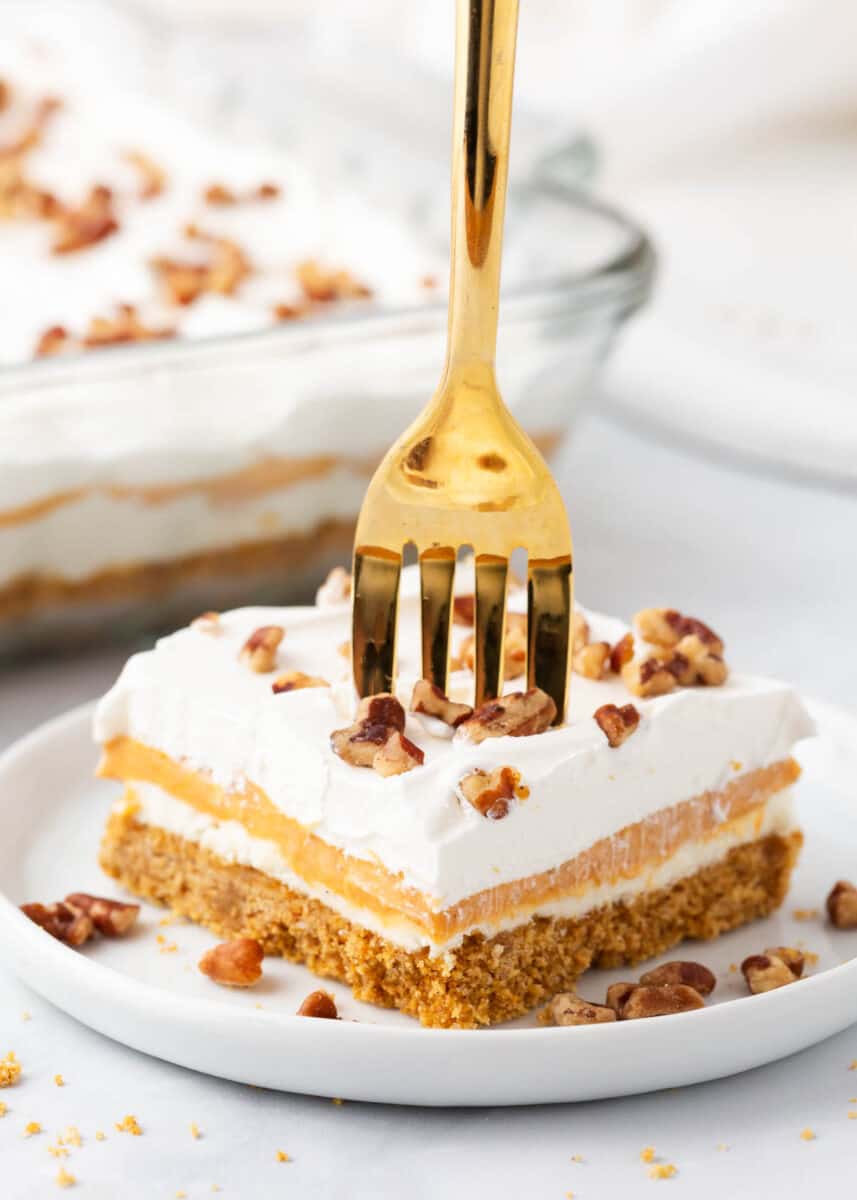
[94, 566, 814, 910]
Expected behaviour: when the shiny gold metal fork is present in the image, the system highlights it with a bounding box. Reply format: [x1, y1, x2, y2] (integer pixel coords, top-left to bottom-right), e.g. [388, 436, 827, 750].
[351, 0, 573, 722]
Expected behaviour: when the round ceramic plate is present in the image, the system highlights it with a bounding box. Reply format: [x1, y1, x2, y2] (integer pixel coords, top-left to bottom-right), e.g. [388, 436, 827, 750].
[0, 700, 855, 1107]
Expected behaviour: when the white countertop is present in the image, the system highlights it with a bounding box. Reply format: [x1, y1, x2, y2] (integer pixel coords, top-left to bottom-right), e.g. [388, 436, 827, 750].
[2, 411, 856, 1199]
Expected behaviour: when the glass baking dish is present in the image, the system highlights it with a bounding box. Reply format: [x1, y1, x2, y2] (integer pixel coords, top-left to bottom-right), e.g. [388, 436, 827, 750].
[0, 4, 655, 658]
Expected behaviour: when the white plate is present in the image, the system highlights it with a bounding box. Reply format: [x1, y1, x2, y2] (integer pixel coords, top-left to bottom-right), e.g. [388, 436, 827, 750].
[0, 700, 855, 1107]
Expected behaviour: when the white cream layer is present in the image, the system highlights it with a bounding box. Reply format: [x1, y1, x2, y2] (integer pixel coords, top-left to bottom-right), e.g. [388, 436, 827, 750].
[94, 565, 814, 911]
[124, 779, 799, 954]
[0, 467, 367, 586]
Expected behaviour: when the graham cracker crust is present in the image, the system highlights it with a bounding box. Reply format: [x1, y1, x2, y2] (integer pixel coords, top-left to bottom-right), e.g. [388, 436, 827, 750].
[99, 810, 803, 1028]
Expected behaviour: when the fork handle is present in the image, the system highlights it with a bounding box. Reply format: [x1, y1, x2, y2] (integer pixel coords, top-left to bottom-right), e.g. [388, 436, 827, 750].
[444, 0, 519, 374]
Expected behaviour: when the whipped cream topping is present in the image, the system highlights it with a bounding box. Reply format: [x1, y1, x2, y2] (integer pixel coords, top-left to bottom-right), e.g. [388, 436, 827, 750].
[94, 566, 815, 914]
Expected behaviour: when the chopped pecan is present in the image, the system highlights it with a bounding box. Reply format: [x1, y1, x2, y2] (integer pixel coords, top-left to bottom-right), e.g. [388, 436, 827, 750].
[191, 610, 221, 634]
[356, 693, 405, 732]
[455, 688, 557, 743]
[455, 612, 527, 680]
[543, 992, 617, 1027]
[124, 150, 166, 199]
[660, 634, 728, 687]
[741, 953, 799, 994]
[204, 182, 237, 205]
[617, 983, 705, 1019]
[609, 632, 635, 674]
[272, 301, 306, 322]
[297, 990, 338, 1018]
[594, 702, 641, 748]
[315, 566, 351, 607]
[64, 893, 139, 937]
[296, 259, 372, 303]
[52, 184, 118, 254]
[82, 304, 175, 348]
[372, 731, 425, 777]
[621, 657, 677, 698]
[763, 946, 805, 978]
[152, 227, 251, 305]
[255, 182, 280, 201]
[826, 880, 857, 929]
[272, 671, 328, 694]
[198, 938, 263, 988]
[453, 595, 475, 626]
[34, 325, 70, 357]
[635, 608, 724, 656]
[605, 982, 637, 1013]
[331, 693, 411, 769]
[239, 624, 284, 673]
[573, 641, 611, 680]
[410, 679, 472, 729]
[638, 961, 716, 996]
[572, 611, 590, 650]
[21, 902, 93, 947]
[457, 766, 528, 820]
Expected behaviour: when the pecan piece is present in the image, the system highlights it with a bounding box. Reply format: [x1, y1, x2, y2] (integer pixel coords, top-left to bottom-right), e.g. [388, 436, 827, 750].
[618, 983, 705, 1019]
[457, 766, 528, 820]
[52, 184, 119, 254]
[315, 566, 351, 607]
[455, 688, 556, 743]
[124, 150, 166, 200]
[573, 641, 611, 680]
[21, 902, 93, 947]
[452, 595, 475, 626]
[82, 303, 175, 348]
[410, 679, 472, 729]
[661, 634, 728, 687]
[455, 612, 527, 680]
[239, 625, 284, 673]
[191, 610, 221, 634]
[826, 880, 857, 929]
[198, 938, 263, 988]
[741, 953, 799, 994]
[609, 632, 635, 674]
[297, 990, 338, 1018]
[635, 608, 724, 656]
[594, 702, 641, 748]
[605, 982, 637, 1014]
[372, 731, 425, 777]
[296, 259, 371, 302]
[572, 611, 590, 650]
[543, 992, 617, 1027]
[34, 325, 70, 357]
[272, 671, 329, 694]
[331, 693, 409, 768]
[64, 893, 139, 937]
[356, 693, 406, 732]
[621, 657, 677, 698]
[763, 945, 805, 978]
[638, 961, 716, 996]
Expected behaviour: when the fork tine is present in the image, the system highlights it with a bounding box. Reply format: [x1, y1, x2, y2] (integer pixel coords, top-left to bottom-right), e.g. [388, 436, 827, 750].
[419, 546, 456, 692]
[474, 553, 509, 707]
[352, 545, 402, 697]
[527, 554, 572, 724]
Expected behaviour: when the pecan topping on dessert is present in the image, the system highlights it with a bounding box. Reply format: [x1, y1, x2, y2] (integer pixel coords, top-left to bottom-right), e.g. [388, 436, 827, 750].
[152, 226, 252, 305]
[372, 731, 425, 777]
[638, 961, 716, 996]
[239, 625, 284, 673]
[34, 325, 70, 357]
[454, 611, 527, 680]
[52, 184, 119, 254]
[741, 952, 800, 994]
[64, 893, 140, 937]
[542, 992, 617, 1026]
[457, 766, 528, 820]
[635, 608, 724, 656]
[21, 902, 94, 947]
[609, 632, 635, 674]
[204, 181, 281, 206]
[659, 634, 728, 687]
[452, 595, 475, 626]
[594, 702, 641, 748]
[124, 150, 167, 200]
[615, 983, 706, 1019]
[455, 688, 556, 743]
[356, 693, 406, 731]
[198, 938, 264, 988]
[763, 945, 805, 977]
[826, 880, 857, 929]
[315, 566, 352, 607]
[191, 610, 221, 634]
[575, 640, 611, 681]
[297, 990, 338, 1018]
[82, 304, 175, 348]
[296, 259, 372, 303]
[572, 611, 589, 649]
[410, 679, 473, 729]
[272, 671, 329, 694]
[605, 982, 637, 1013]
[621, 656, 677, 699]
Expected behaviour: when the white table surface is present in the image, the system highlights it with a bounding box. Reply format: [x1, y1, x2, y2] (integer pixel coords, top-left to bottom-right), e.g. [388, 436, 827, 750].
[2, 411, 856, 1199]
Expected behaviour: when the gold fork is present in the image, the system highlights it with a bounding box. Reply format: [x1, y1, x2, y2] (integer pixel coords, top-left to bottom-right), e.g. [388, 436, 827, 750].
[351, 0, 573, 723]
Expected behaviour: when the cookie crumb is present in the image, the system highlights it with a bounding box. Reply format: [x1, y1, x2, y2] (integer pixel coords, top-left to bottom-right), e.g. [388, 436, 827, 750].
[792, 908, 819, 921]
[640, 1147, 656, 1163]
[24, 1121, 42, 1137]
[850, 1061, 857, 1071]
[800, 1128, 816, 1141]
[716, 1143, 730, 1151]
[276, 1150, 290, 1162]
[54, 1074, 65, 1087]
[21, 1011, 31, 1022]
[648, 1164, 677, 1180]
[0, 1051, 21, 1088]
[115, 1114, 142, 1136]
[55, 1167, 76, 1189]
[570, 1154, 584, 1163]
[848, 1112, 857, 1120]
[331, 1097, 343, 1106]
[63, 1126, 82, 1147]
[190, 1122, 201, 1139]
[95, 1130, 106, 1141]
[0, 1102, 7, 1118]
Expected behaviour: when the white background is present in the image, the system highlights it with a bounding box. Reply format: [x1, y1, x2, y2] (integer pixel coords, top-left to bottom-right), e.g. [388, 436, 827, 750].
[2, 412, 857, 1199]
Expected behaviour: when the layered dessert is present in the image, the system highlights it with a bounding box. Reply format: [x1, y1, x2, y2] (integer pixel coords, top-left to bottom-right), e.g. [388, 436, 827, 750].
[94, 566, 812, 1027]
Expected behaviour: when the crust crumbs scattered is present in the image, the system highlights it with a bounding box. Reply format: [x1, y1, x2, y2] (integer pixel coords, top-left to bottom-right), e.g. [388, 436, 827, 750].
[21, 1011, 31, 1022]
[850, 1061, 857, 1071]
[276, 1150, 290, 1163]
[55, 1168, 76, 1189]
[157, 935, 178, 954]
[24, 1121, 42, 1137]
[800, 1128, 816, 1141]
[115, 1114, 142, 1136]
[716, 1143, 730, 1151]
[95, 1131, 106, 1141]
[793, 909, 819, 921]
[848, 1112, 857, 1120]
[190, 1122, 201, 1139]
[331, 1097, 344, 1106]
[48, 1144, 69, 1159]
[640, 1147, 656, 1163]
[54, 1074, 65, 1087]
[0, 1051, 21, 1087]
[176, 1191, 187, 1199]
[647, 1164, 677, 1180]
[0, 1102, 7, 1117]
[62, 1126, 82, 1147]
[570, 1154, 584, 1163]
